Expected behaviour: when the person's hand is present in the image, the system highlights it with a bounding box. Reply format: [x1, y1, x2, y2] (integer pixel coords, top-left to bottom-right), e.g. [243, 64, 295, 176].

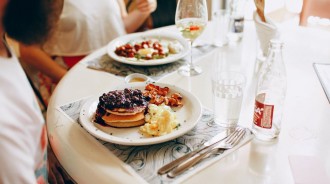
[136, 0, 157, 14]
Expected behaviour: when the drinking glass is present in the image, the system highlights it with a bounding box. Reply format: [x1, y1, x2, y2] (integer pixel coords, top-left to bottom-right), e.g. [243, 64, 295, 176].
[211, 71, 245, 128]
[212, 10, 230, 47]
[175, 0, 208, 76]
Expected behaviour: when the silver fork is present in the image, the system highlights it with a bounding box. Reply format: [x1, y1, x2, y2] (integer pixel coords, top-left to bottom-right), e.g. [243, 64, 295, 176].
[167, 127, 246, 178]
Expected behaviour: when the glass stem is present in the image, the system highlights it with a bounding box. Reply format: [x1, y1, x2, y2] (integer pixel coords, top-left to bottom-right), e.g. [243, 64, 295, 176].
[189, 40, 194, 69]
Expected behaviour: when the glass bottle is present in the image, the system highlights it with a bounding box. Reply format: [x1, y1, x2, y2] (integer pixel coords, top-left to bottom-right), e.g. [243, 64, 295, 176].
[252, 39, 287, 140]
[227, 0, 246, 42]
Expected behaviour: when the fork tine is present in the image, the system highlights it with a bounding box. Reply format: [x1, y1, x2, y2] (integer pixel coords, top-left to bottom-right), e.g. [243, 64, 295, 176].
[224, 127, 243, 144]
[167, 127, 247, 178]
[229, 128, 246, 147]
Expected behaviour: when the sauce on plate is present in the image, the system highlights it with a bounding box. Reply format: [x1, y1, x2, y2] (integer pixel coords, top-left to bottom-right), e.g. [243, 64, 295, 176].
[128, 77, 147, 83]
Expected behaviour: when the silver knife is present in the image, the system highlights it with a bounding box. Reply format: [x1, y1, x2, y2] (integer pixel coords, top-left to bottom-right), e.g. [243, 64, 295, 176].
[157, 129, 230, 175]
[167, 127, 246, 178]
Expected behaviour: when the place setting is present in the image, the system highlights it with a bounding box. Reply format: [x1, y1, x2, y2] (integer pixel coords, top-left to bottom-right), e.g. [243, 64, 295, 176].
[82, 0, 219, 80]
[58, 91, 253, 183]
[82, 30, 216, 81]
[58, 51, 254, 182]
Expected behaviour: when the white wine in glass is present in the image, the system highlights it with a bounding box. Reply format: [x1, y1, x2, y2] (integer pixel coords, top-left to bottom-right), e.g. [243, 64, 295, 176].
[175, 0, 208, 76]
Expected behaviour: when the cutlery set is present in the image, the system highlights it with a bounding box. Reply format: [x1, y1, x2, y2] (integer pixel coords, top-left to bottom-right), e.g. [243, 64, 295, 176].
[158, 127, 247, 178]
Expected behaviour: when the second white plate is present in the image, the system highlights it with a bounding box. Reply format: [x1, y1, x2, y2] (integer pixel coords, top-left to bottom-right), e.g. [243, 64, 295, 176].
[107, 31, 189, 66]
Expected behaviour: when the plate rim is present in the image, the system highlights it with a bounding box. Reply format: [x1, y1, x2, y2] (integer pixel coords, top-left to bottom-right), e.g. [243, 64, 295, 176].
[79, 82, 202, 146]
[107, 31, 189, 66]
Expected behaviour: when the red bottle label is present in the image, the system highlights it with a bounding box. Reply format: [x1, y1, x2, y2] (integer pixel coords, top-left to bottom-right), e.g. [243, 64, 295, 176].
[253, 99, 274, 129]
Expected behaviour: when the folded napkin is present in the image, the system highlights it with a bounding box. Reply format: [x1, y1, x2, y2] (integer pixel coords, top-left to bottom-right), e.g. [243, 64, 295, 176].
[254, 11, 280, 56]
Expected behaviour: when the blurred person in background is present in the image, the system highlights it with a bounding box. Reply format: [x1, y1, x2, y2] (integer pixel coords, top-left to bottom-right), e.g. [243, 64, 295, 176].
[0, 0, 63, 183]
[125, 0, 177, 31]
[17, 0, 157, 106]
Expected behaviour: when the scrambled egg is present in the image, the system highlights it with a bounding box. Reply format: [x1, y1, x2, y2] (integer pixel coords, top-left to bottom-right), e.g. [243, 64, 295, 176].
[138, 48, 155, 57]
[140, 104, 179, 136]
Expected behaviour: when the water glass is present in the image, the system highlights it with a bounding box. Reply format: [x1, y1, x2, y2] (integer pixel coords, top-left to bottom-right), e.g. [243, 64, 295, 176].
[212, 71, 245, 128]
[212, 10, 230, 47]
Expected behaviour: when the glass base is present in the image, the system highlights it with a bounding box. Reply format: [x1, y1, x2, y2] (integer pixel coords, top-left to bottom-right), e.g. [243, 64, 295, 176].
[208, 120, 238, 129]
[213, 41, 228, 47]
[178, 65, 202, 76]
[252, 127, 279, 141]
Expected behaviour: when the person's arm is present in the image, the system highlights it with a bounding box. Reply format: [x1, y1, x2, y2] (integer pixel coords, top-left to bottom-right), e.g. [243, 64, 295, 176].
[118, 0, 157, 33]
[19, 43, 67, 83]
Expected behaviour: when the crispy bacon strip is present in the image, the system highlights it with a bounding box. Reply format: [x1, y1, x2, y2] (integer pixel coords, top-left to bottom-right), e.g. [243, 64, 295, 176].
[144, 84, 183, 107]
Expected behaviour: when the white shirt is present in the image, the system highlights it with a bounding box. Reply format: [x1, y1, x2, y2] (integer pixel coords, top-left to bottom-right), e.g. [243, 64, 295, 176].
[0, 51, 47, 183]
[43, 0, 126, 56]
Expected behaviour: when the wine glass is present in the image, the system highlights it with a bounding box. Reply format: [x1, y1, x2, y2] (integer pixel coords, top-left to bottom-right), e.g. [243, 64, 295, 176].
[175, 0, 208, 76]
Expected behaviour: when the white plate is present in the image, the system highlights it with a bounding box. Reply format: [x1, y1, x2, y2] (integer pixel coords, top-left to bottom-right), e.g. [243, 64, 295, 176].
[79, 83, 202, 146]
[107, 32, 189, 66]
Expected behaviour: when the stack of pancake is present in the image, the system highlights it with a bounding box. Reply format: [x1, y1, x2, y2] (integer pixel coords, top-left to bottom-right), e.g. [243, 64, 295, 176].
[102, 105, 147, 127]
[95, 88, 150, 128]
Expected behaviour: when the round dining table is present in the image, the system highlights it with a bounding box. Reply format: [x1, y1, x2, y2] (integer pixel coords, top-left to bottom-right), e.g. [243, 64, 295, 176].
[47, 18, 330, 184]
